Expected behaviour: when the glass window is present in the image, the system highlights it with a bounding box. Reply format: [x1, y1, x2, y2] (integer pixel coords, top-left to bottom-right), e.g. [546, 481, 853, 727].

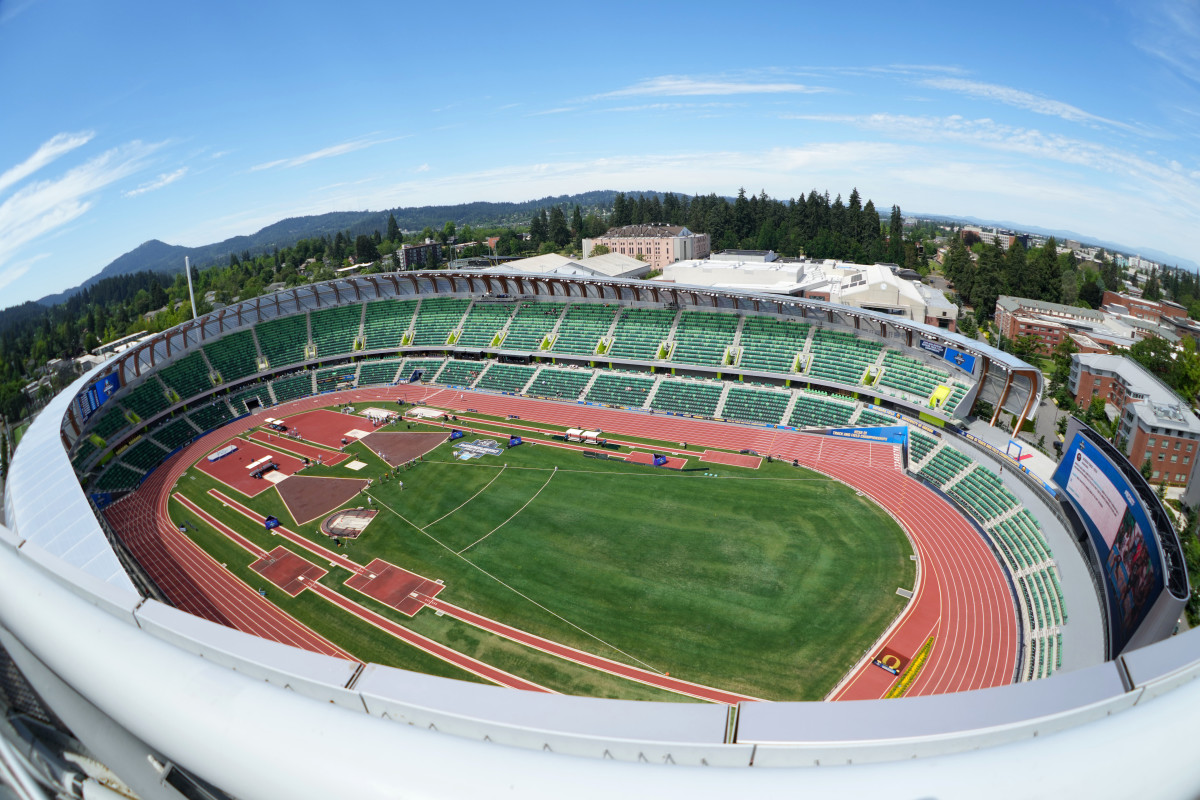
[1148, 437, 1156, 447]
[1153, 470, 1160, 478]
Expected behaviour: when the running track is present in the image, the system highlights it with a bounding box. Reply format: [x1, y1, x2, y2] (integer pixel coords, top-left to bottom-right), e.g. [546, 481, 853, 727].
[104, 385, 1017, 701]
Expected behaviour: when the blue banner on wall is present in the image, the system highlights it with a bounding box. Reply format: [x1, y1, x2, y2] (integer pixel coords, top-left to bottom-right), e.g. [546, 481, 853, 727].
[79, 372, 121, 422]
[942, 346, 976, 374]
[824, 425, 909, 445]
[1053, 433, 1164, 652]
[918, 339, 976, 374]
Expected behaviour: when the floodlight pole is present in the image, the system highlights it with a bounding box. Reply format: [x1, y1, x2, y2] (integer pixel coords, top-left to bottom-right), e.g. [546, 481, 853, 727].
[185, 256, 198, 320]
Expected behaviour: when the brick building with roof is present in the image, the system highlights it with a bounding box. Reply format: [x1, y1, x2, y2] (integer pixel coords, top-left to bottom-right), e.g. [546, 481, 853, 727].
[582, 224, 710, 270]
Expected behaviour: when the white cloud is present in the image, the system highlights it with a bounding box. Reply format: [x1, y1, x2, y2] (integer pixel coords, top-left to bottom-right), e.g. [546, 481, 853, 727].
[0, 140, 158, 276]
[1134, 0, 1200, 85]
[920, 78, 1139, 132]
[124, 167, 188, 197]
[415, 164, 430, 173]
[0, 131, 95, 195]
[595, 74, 829, 99]
[606, 102, 738, 113]
[250, 136, 403, 171]
[0, 254, 46, 292]
[526, 107, 576, 117]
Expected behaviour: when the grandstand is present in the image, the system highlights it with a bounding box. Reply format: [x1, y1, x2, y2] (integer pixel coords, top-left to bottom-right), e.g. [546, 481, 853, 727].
[650, 379, 723, 417]
[410, 297, 471, 346]
[157, 351, 213, 401]
[585, 371, 655, 407]
[671, 311, 738, 367]
[475, 362, 537, 393]
[149, 416, 200, 451]
[229, 384, 273, 414]
[550, 304, 618, 356]
[186, 400, 235, 433]
[527, 368, 591, 400]
[501, 302, 565, 350]
[457, 302, 517, 348]
[807, 328, 883, 385]
[362, 298, 418, 350]
[121, 377, 171, 421]
[357, 359, 405, 385]
[118, 437, 168, 473]
[788, 391, 857, 428]
[316, 366, 356, 392]
[877, 350, 951, 401]
[436, 360, 485, 387]
[256, 315, 309, 367]
[607, 307, 675, 361]
[397, 358, 447, 383]
[720, 386, 790, 426]
[738, 317, 810, 373]
[202, 328, 259, 383]
[310, 304, 363, 357]
[271, 372, 315, 403]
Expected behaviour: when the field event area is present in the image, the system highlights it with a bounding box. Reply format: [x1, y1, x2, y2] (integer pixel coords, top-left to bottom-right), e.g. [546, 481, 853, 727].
[166, 402, 914, 701]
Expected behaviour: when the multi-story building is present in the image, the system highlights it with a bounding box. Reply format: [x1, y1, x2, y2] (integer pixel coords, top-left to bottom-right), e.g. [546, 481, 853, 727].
[396, 240, 441, 269]
[995, 296, 1179, 354]
[1101, 291, 1188, 325]
[582, 224, 710, 270]
[1069, 352, 1200, 485]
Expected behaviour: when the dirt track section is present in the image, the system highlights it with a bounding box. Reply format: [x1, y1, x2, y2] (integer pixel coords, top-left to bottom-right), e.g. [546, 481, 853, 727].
[359, 431, 448, 466]
[276, 475, 369, 525]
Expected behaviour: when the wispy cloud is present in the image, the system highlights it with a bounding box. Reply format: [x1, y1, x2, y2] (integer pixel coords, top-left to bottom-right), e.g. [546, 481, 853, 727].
[920, 77, 1140, 132]
[595, 74, 829, 99]
[415, 163, 430, 173]
[250, 136, 403, 171]
[526, 107, 576, 117]
[0, 254, 47, 292]
[790, 112, 1200, 216]
[606, 101, 738, 113]
[0, 140, 159, 276]
[0, 131, 95, 195]
[1134, 0, 1200, 86]
[124, 167, 188, 197]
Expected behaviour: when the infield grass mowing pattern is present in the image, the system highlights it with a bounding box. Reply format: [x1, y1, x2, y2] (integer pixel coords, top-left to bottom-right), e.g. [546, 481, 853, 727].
[169, 409, 914, 701]
[170, 451, 685, 701]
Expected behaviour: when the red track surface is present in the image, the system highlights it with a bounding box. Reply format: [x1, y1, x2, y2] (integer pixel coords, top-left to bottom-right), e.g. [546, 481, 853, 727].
[194, 439, 305, 497]
[699, 450, 762, 469]
[273, 408, 375, 449]
[247, 430, 348, 465]
[177, 489, 549, 691]
[106, 386, 1017, 701]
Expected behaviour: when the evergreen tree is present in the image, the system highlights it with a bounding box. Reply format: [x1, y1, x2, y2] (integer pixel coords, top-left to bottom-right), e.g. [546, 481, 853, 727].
[570, 205, 584, 243]
[886, 205, 904, 266]
[548, 206, 571, 248]
[354, 235, 380, 264]
[971, 243, 1005, 316]
[611, 193, 630, 227]
[529, 209, 548, 246]
[386, 212, 400, 243]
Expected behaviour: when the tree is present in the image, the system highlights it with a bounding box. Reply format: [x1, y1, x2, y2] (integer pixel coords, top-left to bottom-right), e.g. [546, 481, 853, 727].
[970, 244, 1005, 317]
[548, 206, 571, 248]
[1128, 336, 1174, 381]
[570, 205, 584, 244]
[529, 209, 548, 246]
[589, 244, 611, 257]
[441, 221, 456, 244]
[1141, 458, 1154, 480]
[1079, 279, 1103, 308]
[886, 205, 904, 266]
[1144, 266, 1163, 301]
[386, 212, 400, 243]
[353, 235, 380, 264]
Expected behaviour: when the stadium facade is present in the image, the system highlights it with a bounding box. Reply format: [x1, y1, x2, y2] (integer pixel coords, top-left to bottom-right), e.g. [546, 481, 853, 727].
[2, 270, 1199, 800]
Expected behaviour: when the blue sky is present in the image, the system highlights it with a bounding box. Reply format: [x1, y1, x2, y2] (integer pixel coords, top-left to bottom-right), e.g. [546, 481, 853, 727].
[1, 0, 1199, 307]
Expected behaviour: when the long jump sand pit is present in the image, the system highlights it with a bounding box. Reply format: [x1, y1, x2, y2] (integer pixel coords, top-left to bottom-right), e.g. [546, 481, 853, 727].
[344, 558, 445, 616]
[250, 546, 328, 596]
[276, 475, 370, 526]
[359, 431, 448, 466]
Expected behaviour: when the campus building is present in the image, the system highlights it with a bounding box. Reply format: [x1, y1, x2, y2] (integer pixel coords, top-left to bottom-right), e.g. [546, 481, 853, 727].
[1069, 352, 1200, 485]
[1100, 291, 1188, 325]
[657, 258, 958, 330]
[995, 296, 1180, 354]
[582, 224, 710, 270]
[396, 240, 441, 269]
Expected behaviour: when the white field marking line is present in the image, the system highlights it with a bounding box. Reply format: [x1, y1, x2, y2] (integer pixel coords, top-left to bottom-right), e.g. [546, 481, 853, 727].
[457, 469, 556, 555]
[425, 465, 507, 528]
[366, 490, 663, 674]
[422, 459, 836, 480]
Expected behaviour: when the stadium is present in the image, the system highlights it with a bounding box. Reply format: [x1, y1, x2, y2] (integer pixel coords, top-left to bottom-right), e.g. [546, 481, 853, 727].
[2, 270, 1199, 799]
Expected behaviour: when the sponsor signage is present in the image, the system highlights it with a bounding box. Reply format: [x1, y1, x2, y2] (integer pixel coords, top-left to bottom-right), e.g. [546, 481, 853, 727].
[825, 425, 909, 445]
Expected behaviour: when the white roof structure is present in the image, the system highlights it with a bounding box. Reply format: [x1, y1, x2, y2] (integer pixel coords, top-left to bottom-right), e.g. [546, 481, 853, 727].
[500, 252, 650, 279]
